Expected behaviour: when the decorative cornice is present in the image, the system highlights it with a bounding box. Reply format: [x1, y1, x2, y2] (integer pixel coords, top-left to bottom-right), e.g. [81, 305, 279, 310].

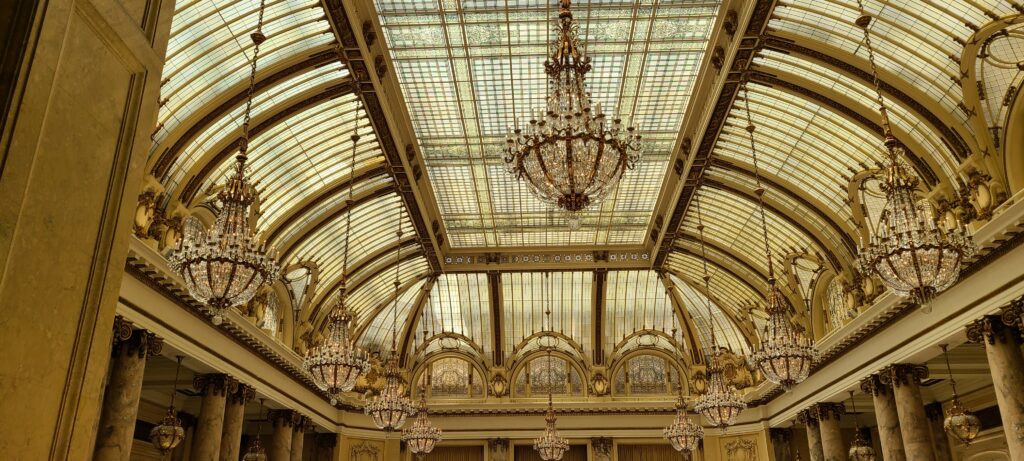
[966, 314, 1023, 345]
[193, 373, 239, 397]
[880, 364, 929, 388]
[815, 402, 845, 421]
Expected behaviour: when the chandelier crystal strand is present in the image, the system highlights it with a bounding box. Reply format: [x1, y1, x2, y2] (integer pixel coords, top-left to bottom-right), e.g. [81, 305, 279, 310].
[242, 399, 268, 461]
[691, 196, 746, 430]
[365, 218, 416, 431]
[150, 356, 186, 458]
[403, 386, 443, 459]
[940, 344, 981, 445]
[741, 77, 818, 391]
[534, 287, 570, 461]
[663, 383, 704, 455]
[853, 0, 974, 311]
[847, 390, 877, 461]
[303, 113, 370, 404]
[504, 0, 642, 229]
[170, 0, 279, 325]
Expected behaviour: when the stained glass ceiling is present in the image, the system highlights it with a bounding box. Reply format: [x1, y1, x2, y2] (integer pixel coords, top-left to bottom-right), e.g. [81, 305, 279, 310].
[375, 0, 721, 248]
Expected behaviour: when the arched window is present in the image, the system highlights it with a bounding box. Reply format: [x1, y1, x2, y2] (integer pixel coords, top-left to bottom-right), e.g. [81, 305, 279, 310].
[416, 357, 484, 399]
[612, 354, 680, 396]
[513, 355, 584, 397]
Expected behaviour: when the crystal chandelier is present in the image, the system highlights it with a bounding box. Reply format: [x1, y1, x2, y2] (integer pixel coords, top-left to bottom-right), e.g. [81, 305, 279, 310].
[403, 387, 443, 459]
[853, 0, 974, 311]
[940, 344, 981, 445]
[738, 77, 817, 391]
[150, 356, 186, 458]
[303, 129, 370, 405]
[534, 298, 570, 461]
[847, 391, 877, 461]
[169, 0, 279, 325]
[365, 223, 416, 431]
[691, 197, 746, 430]
[242, 399, 269, 461]
[664, 395, 704, 455]
[504, 0, 641, 229]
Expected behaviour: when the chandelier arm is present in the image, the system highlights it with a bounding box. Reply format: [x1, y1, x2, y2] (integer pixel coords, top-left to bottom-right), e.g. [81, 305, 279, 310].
[238, 0, 268, 164]
[740, 78, 777, 284]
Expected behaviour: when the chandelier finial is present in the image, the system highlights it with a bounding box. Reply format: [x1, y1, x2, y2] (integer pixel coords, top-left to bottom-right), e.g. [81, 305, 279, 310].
[853, 0, 975, 310]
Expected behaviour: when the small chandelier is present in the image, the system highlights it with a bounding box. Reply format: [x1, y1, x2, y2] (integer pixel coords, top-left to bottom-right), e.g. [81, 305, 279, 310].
[534, 301, 570, 461]
[505, 0, 641, 229]
[664, 396, 704, 454]
[170, 0, 279, 325]
[735, 76, 817, 391]
[940, 344, 981, 445]
[847, 391, 877, 461]
[403, 387, 443, 459]
[853, 0, 974, 311]
[691, 197, 746, 430]
[365, 224, 416, 431]
[303, 130, 370, 405]
[150, 356, 186, 458]
[242, 399, 269, 461]
[694, 351, 747, 430]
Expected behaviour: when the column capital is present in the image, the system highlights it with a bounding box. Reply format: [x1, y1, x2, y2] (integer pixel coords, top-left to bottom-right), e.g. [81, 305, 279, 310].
[268, 409, 303, 428]
[816, 402, 845, 421]
[193, 373, 239, 397]
[112, 315, 163, 359]
[769, 427, 793, 443]
[879, 363, 929, 387]
[968, 314, 1024, 345]
[797, 408, 819, 426]
[860, 374, 892, 396]
[924, 402, 944, 421]
[591, 437, 613, 456]
[228, 383, 256, 405]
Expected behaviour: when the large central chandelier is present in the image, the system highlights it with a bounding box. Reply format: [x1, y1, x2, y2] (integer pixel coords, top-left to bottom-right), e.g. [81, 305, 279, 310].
[738, 78, 817, 391]
[853, 0, 974, 310]
[664, 396, 704, 455]
[505, 0, 641, 229]
[365, 223, 416, 431]
[170, 0, 279, 325]
[691, 198, 746, 430]
[403, 387, 443, 459]
[303, 129, 370, 405]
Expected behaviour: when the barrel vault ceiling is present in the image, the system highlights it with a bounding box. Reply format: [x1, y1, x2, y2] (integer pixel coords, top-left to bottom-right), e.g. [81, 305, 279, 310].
[144, 0, 1022, 378]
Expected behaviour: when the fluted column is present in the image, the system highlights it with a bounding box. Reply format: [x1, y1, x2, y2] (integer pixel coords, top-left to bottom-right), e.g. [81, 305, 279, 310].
[968, 313, 1024, 460]
[93, 319, 163, 461]
[924, 403, 952, 461]
[269, 410, 298, 461]
[816, 403, 846, 461]
[881, 364, 936, 461]
[219, 383, 254, 461]
[798, 409, 825, 461]
[770, 428, 794, 461]
[291, 415, 310, 461]
[190, 374, 238, 461]
[861, 374, 908, 461]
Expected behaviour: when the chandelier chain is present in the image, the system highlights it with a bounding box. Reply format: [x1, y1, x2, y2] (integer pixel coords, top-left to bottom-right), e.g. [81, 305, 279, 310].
[740, 78, 776, 282]
[940, 344, 960, 398]
[693, 196, 716, 350]
[392, 214, 404, 354]
[239, 0, 268, 160]
[854, 0, 894, 141]
[339, 110, 361, 302]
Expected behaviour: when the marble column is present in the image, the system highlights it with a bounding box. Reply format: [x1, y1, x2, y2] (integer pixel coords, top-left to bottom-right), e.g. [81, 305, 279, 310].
[219, 383, 254, 461]
[291, 415, 309, 461]
[968, 314, 1024, 459]
[269, 409, 298, 461]
[881, 364, 936, 461]
[489, 438, 510, 461]
[816, 403, 846, 461]
[861, 374, 908, 461]
[770, 428, 794, 461]
[924, 403, 953, 461]
[93, 320, 163, 461]
[190, 374, 238, 461]
[592, 437, 613, 461]
[798, 409, 825, 461]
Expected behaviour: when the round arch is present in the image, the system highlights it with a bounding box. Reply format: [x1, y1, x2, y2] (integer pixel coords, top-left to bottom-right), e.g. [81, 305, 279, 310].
[607, 349, 688, 397]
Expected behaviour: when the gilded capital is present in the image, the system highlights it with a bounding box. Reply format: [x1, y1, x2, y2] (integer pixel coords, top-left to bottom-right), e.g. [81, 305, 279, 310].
[193, 373, 239, 397]
[816, 402, 845, 421]
[880, 363, 929, 387]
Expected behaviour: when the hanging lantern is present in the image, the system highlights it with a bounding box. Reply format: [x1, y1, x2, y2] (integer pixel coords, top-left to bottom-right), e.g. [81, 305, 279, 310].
[939, 344, 981, 445]
[243, 399, 269, 461]
[150, 356, 186, 458]
[847, 391, 876, 461]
